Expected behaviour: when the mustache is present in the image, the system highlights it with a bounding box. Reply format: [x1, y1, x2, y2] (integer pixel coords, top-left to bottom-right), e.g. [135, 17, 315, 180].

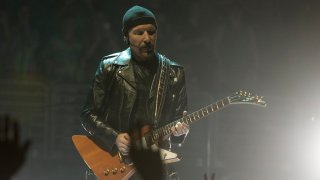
[141, 42, 153, 48]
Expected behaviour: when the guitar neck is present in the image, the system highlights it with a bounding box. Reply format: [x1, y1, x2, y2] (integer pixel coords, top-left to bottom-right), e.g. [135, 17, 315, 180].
[149, 97, 230, 143]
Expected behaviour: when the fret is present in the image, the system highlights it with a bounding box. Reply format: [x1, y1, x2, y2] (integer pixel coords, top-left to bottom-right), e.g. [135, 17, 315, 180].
[223, 98, 230, 105]
[187, 117, 191, 124]
[201, 109, 204, 117]
[204, 107, 208, 113]
[189, 114, 193, 122]
[213, 103, 217, 111]
[211, 104, 217, 111]
[196, 111, 200, 119]
[203, 108, 208, 115]
[149, 95, 243, 146]
[217, 100, 224, 109]
[183, 117, 187, 124]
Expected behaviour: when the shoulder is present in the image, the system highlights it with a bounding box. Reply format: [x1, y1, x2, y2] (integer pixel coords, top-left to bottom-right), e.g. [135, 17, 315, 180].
[101, 52, 121, 65]
[95, 52, 122, 75]
[157, 53, 184, 69]
[100, 48, 131, 67]
[157, 53, 186, 81]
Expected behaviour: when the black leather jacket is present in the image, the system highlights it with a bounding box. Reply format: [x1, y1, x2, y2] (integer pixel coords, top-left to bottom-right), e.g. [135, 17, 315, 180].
[80, 48, 188, 153]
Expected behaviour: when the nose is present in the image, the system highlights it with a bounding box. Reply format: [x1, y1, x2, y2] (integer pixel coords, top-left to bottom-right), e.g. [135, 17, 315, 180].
[142, 31, 151, 43]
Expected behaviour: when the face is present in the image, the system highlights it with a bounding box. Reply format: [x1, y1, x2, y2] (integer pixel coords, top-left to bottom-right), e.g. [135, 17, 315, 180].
[127, 24, 157, 61]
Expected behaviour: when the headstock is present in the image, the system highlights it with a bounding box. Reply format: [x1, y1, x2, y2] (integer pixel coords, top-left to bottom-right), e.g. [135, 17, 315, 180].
[229, 90, 267, 107]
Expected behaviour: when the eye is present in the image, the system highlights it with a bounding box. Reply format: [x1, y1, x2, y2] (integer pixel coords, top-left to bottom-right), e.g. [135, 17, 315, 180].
[133, 30, 144, 35]
[147, 30, 156, 35]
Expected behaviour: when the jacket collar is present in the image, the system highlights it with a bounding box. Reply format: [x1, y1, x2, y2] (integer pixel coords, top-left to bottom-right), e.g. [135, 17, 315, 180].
[114, 48, 162, 65]
[114, 48, 136, 90]
[113, 48, 131, 65]
[114, 48, 163, 92]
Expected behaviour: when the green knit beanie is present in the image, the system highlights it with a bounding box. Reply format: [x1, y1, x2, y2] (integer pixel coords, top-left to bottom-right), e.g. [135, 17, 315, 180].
[122, 5, 157, 34]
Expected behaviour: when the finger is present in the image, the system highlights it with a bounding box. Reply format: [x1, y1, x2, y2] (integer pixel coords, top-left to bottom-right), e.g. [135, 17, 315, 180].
[119, 144, 129, 152]
[123, 133, 131, 142]
[119, 147, 129, 155]
[182, 128, 189, 135]
[182, 123, 190, 130]
[175, 126, 183, 135]
[176, 122, 183, 129]
[118, 135, 130, 146]
[176, 123, 184, 134]
[171, 126, 176, 133]
[176, 123, 188, 135]
[173, 131, 178, 136]
[175, 122, 182, 133]
[171, 126, 178, 136]
[183, 124, 190, 134]
[120, 140, 131, 147]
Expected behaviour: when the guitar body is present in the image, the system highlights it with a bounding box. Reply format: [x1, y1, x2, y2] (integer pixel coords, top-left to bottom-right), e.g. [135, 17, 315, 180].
[72, 135, 135, 180]
[72, 135, 180, 180]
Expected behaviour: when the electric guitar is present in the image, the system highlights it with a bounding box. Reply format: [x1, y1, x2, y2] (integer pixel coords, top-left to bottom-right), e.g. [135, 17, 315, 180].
[72, 90, 267, 180]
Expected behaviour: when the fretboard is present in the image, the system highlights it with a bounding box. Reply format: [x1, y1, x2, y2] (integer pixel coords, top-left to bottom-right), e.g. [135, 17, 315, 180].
[149, 97, 230, 144]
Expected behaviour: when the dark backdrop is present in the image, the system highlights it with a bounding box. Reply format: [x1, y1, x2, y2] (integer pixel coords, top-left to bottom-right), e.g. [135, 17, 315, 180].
[1, 0, 320, 179]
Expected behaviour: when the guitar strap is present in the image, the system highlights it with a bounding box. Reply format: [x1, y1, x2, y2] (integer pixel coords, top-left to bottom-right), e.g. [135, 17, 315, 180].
[153, 54, 170, 128]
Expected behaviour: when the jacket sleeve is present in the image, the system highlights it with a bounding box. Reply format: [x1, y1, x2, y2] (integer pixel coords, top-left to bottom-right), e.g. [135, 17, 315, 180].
[80, 60, 119, 153]
[170, 68, 188, 144]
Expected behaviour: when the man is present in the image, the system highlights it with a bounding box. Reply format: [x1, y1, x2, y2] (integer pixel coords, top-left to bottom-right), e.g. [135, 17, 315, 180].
[81, 5, 189, 179]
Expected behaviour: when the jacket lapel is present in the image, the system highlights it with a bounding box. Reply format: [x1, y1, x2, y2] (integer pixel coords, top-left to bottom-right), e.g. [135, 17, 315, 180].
[115, 48, 137, 90]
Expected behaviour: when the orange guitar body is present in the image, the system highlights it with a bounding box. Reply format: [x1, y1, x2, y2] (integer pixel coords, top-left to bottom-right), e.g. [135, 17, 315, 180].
[72, 135, 135, 180]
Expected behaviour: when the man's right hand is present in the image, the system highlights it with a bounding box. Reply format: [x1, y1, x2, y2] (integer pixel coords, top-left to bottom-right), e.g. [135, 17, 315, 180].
[116, 133, 131, 155]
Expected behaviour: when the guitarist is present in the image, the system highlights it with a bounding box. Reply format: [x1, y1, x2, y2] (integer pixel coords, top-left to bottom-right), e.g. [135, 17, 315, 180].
[81, 5, 190, 179]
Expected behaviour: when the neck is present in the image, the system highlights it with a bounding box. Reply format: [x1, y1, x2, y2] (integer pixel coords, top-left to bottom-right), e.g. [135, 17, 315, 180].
[132, 53, 156, 63]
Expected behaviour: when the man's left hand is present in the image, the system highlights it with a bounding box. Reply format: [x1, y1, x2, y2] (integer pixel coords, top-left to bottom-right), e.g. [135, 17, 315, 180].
[171, 122, 189, 136]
